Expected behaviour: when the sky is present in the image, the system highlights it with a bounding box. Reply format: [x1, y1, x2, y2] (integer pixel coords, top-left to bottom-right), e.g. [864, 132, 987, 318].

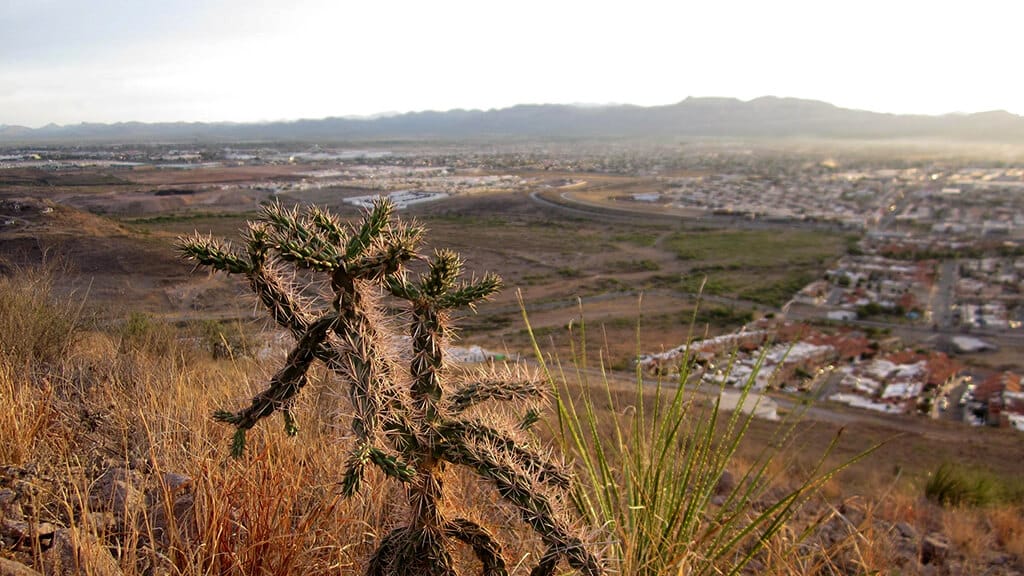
[2, 0, 1022, 127]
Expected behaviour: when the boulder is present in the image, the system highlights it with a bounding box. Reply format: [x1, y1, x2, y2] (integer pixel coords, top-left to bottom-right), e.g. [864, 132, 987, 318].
[136, 546, 176, 576]
[921, 532, 951, 565]
[157, 473, 192, 497]
[89, 467, 146, 520]
[42, 527, 123, 576]
[1, 518, 57, 550]
[147, 493, 198, 550]
[895, 521, 919, 541]
[0, 489, 22, 521]
[714, 469, 736, 496]
[0, 557, 43, 576]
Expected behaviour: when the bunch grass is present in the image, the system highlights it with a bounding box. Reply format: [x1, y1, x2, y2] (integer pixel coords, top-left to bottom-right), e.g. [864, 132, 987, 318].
[523, 294, 879, 575]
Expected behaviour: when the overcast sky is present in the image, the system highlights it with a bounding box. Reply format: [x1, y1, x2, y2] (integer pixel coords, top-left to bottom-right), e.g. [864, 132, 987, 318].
[2, 0, 1021, 127]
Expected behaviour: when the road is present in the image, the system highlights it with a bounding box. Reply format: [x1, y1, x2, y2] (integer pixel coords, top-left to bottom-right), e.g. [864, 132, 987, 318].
[933, 260, 957, 330]
[529, 190, 854, 233]
[563, 364, 974, 443]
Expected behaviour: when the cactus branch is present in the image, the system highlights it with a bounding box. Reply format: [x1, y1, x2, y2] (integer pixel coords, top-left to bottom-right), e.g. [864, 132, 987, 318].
[445, 518, 508, 576]
[346, 197, 394, 259]
[213, 314, 336, 455]
[179, 198, 601, 575]
[443, 419, 570, 489]
[450, 374, 546, 414]
[443, 440, 601, 576]
[178, 234, 252, 274]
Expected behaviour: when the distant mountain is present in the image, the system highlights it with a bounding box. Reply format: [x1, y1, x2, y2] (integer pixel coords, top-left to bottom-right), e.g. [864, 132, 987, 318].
[3, 97, 1023, 144]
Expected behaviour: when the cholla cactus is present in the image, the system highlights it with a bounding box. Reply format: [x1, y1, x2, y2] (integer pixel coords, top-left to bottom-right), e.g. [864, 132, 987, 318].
[178, 199, 601, 576]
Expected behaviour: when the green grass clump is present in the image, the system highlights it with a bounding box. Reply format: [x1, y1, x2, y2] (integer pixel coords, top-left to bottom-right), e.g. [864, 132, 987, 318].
[662, 229, 844, 307]
[738, 272, 817, 307]
[610, 231, 660, 247]
[693, 305, 754, 327]
[666, 229, 842, 267]
[926, 462, 1024, 507]
[606, 259, 661, 273]
[524, 301, 877, 575]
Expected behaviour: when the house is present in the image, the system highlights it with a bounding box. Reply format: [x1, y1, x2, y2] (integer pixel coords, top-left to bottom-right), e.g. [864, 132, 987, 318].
[974, 372, 1023, 428]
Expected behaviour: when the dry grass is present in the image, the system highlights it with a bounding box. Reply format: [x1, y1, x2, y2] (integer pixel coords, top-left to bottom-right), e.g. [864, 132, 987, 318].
[988, 507, 1024, 558]
[942, 507, 994, 563]
[2, 270, 1022, 575]
[1, 324, 404, 574]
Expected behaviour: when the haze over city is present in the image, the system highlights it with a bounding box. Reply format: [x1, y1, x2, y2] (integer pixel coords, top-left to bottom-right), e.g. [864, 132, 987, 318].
[3, 0, 1022, 127]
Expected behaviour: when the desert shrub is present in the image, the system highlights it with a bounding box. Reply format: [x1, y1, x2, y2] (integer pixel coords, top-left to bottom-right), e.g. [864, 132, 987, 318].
[0, 265, 85, 365]
[606, 259, 661, 273]
[118, 311, 179, 356]
[739, 272, 816, 307]
[693, 305, 753, 327]
[197, 318, 255, 359]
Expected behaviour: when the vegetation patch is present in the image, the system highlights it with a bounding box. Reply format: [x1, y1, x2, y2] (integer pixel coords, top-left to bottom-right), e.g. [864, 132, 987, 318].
[604, 259, 661, 273]
[926, 462, 1024, 507]
[610, 231, 660, 247]
[662, 229, 845, 306]
[667, 229, 842, 266]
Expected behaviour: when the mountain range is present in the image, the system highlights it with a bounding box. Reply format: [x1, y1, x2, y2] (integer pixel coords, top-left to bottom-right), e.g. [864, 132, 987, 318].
[1, 97, 1022, 144]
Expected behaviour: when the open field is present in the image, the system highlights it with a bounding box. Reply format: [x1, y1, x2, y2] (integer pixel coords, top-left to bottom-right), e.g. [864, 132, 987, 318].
[2, 168, 810, 357]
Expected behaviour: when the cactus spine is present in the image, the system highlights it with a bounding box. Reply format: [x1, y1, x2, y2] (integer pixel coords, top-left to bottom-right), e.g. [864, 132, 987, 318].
[179, 199, 601, 576]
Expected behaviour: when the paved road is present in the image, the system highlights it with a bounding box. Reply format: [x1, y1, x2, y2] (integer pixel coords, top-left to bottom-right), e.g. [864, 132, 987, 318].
[529, 190, 853, 233]
[566, 364, 973, 443]
[934, 260, 957, 330]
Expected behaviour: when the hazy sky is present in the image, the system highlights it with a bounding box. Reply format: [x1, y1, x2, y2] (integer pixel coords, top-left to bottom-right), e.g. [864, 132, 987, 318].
[2, 0, 1021, 127]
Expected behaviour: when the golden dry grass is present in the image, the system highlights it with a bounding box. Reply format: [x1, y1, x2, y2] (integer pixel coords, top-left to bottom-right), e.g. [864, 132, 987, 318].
[2, 275, 1022, 575]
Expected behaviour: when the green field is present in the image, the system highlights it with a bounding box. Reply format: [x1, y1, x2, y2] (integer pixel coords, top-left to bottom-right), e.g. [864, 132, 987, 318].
[666, 228, 850, 306]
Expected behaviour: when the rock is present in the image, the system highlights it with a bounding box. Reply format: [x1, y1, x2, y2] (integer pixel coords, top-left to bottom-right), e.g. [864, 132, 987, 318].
[714, 470, 736, 495]
[137, 546, 176, 576]
[0, 489, 22, 521]
[42, 527, 123, 576]
[130, 457, 153, 473]
[85, 511, 120, 536]
[0, 557, 43, 576]
[921, 532, 951, 565]
[89, 467, 146, 519]
[148, 493, 198, 550]
[159, 473, 192, 495]
[1, 518, 57, 550]
[985, 551, 1012, 566]
[837, 500, 866, 527]
[896, 521, 919, 541]
[814, 513, 853, 548]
